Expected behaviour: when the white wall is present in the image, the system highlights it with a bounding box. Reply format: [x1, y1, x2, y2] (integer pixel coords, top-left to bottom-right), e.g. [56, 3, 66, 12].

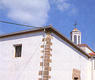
[50, 33, 91, 80]
[0, 32, 92, 80]
[91, 58, 95, 80]
[0, 32, 44, 80]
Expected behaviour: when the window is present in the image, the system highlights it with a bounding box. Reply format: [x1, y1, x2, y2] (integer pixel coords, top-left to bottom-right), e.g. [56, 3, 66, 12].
[78, 36, 80, 44]
[14, 44, 22, 57]
[74, 77, 78, 80]
[74, 35, 77, 44]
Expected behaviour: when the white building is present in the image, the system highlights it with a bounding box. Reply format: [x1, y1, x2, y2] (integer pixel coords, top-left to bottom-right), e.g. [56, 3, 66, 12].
[0, 26, 95, 80]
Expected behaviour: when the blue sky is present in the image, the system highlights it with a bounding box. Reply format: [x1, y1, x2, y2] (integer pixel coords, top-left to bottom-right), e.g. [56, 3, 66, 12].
[0, 0, 95, 51]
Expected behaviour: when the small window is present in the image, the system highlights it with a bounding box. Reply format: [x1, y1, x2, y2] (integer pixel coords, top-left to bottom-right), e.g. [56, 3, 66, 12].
[74, 77, 78, 80]
[78, 36, 80, 44]
[14, 44, 22, 57]
[74, 35, 77, 44]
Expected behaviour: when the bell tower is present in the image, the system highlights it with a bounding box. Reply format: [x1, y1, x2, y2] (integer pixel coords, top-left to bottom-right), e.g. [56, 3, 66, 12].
[71, 26, 81, 45]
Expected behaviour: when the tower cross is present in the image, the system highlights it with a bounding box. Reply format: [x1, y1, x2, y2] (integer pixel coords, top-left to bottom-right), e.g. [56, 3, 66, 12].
[74, 22, 77, 28]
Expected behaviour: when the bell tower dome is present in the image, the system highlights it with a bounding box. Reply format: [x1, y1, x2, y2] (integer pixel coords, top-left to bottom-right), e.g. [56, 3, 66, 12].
[71, 28, 81, 44]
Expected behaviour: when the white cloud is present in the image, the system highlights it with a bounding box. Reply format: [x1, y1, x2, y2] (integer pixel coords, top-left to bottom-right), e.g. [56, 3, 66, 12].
[0, 0, 77, 27]
[52, 0, 71, 11]
[52, 0, 77, 14]
[0, 0, 50, 26]
[57, 2, 70, 11]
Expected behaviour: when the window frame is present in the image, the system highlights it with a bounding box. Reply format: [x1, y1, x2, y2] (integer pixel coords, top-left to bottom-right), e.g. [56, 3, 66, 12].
[14, 44, 22, 57]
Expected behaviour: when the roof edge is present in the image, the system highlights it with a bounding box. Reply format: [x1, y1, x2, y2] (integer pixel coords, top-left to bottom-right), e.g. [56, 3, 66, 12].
[49, 27, 90, 58]
[0, 26, 51, 38]
[0, 26, 91, 58]
[78, 44, 95, 53]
